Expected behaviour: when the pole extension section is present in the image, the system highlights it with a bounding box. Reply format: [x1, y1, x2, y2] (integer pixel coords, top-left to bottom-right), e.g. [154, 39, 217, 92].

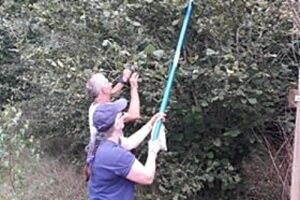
[151, 0, 194, 141]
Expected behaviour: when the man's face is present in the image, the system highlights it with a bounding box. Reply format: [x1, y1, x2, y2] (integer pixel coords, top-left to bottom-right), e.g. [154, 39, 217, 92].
[101, 77, 112, 95]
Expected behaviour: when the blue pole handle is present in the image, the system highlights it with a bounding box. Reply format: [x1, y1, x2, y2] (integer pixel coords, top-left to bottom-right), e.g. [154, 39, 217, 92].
[151, 0, 193, 141]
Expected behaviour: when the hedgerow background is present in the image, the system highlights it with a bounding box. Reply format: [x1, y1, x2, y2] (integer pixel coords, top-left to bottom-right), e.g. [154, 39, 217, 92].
[1, 0, 299, 199]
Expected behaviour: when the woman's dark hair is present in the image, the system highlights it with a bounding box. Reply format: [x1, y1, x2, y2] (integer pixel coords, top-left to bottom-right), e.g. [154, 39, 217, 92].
[84, 127, 114, 182]
[84, 138, 101, 182]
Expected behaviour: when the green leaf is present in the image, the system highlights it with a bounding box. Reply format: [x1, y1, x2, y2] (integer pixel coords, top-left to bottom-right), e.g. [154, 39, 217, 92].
[213, 138, 222, 147]
[206, 48, 219, 56]
[145, 44, 155, 55]
[207, 152, 214, 159]
[153, 49, 164, 59]
[248, 98, 257, 105]
[200, 101, 209, 107]
[173, 133, 184, 141]
[223, 130, 241, 138]
[132, 21, 142, 27]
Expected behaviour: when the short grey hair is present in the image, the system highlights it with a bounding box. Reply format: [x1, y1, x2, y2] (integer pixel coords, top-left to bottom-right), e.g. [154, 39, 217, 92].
[86, 73, 107, 99]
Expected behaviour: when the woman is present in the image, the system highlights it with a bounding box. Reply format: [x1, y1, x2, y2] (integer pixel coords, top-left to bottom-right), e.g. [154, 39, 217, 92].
[88, 106, 165, 200]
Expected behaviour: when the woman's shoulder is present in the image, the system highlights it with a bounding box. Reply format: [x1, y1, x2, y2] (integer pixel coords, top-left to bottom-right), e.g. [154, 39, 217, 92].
[97, 140, 134, 164]
[101, 140, 131, 155]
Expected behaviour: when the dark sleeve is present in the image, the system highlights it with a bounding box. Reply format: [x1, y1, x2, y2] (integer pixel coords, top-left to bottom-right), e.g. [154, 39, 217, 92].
[112, 148, 135, 177]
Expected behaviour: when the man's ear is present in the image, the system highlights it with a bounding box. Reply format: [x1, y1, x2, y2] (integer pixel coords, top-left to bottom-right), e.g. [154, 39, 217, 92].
[101, 87, 108, 95]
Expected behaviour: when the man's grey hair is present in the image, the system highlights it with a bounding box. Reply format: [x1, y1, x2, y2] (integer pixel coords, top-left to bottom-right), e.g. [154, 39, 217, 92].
[86, 73, 107, 99]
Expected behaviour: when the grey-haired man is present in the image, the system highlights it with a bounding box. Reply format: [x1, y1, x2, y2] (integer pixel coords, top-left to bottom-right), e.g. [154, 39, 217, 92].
[86, 70, 140, 147]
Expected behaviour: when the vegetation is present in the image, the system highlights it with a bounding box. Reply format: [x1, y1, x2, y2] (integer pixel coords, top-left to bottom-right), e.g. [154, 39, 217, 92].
[0, 0, 298, 199]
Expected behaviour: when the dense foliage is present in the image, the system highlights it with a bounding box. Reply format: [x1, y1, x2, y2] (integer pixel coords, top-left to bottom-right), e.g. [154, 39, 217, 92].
[0, 0, 298, 199]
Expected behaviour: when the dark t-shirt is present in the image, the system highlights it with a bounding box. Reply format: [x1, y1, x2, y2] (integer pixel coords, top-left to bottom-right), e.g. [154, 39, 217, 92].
[88, 140, 135, 200]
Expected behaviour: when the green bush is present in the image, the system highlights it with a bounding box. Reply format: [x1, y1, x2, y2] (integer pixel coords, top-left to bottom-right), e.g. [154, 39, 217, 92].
[0, 0, 297, 199]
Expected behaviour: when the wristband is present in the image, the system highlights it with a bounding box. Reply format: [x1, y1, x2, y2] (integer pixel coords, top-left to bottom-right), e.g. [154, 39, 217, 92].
[118, 77, 129, 85]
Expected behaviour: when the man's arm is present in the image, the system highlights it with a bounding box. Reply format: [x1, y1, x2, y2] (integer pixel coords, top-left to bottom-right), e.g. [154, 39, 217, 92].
[124, 72, 140, 122]
[111, 82, 125, 95]
[111, 69, 132, 95]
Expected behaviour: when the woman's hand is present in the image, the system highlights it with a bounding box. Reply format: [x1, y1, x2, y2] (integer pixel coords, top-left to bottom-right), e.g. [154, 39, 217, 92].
[147, 113, 166, 129]
[148, 139, 161, 155]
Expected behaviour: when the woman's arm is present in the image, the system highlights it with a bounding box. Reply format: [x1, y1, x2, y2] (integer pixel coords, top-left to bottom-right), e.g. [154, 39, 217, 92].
[126, 140, 161, 185]
[121, 124, 151, 150]
[121, 113, 165, 150]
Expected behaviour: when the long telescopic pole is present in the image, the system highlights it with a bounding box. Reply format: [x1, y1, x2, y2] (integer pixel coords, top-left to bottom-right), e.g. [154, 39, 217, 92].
[151, 0, 193, 141]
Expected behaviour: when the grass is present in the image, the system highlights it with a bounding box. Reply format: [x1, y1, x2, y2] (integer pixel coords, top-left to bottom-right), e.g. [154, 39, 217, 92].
[0, 151, 86, 200]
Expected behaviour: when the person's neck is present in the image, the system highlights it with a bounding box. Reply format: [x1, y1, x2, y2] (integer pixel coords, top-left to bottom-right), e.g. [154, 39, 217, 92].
[107, 135, 119, 144]
[94, 94, 110, 104]
[107, 131, 121, 144]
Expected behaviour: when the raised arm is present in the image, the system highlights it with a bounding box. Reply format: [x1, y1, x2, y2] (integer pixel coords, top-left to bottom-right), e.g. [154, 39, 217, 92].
[111, 69, 132, 95]
[121, 113, 165, 150]
[124, 72, 140, 122]
[126, 140, 161, 185]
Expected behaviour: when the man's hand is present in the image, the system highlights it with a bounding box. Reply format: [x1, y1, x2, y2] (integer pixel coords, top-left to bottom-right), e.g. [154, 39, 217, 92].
[129, 72, 139, 89]
[122, 69, 132, 82]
